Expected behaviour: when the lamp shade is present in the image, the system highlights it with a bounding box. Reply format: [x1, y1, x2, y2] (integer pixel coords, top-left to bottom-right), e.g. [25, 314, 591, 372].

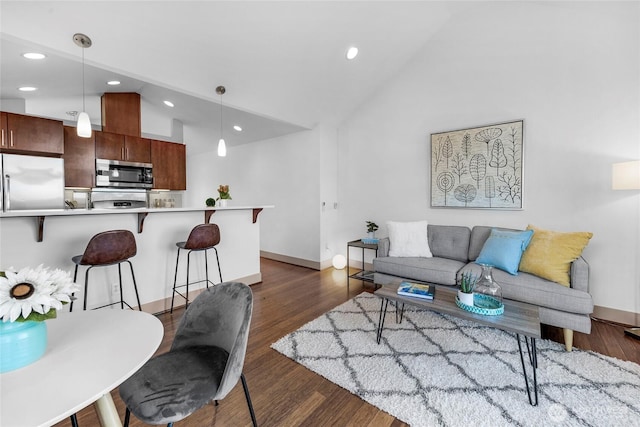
[217, 138, 227, 157]
[612, 160, 640, 190]
[76, 112, 92, 138]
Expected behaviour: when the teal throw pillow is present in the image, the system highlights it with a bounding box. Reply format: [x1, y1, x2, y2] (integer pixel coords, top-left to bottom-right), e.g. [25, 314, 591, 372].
[475, 229, 535, 275]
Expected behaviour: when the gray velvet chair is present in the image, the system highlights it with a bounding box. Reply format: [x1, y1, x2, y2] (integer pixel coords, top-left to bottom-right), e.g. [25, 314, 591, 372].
[119, 282, 257, 427]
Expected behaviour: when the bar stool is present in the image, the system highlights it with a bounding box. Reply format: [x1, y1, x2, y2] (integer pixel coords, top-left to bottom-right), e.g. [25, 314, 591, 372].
[170, 223, 222, 313]
[70, 229, 142, 311]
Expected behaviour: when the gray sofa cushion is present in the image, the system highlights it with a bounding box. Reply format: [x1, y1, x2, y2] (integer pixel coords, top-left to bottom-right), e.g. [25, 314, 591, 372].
[374, 256, 465, 286]
[459, 263, 593, 315]
[428, 225, 471, 262]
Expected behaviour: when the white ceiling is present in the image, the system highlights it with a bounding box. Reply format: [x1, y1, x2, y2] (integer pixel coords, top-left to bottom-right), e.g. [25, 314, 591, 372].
[0, 1, 472, 145]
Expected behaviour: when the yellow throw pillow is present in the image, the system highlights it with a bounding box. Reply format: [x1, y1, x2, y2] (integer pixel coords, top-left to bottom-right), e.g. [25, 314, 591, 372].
[519, 225, 593, 286]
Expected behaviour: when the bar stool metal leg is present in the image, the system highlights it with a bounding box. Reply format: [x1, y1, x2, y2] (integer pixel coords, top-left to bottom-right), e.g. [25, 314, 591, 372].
[83, 266, 93, 311]
[126, 260, 142, 310]
[170, 248, 181, 313]
[118, 263, 125, 310]
[70, 264, 80, 312]
[186, 250, 192, 308]
[213, 247, 222, 282]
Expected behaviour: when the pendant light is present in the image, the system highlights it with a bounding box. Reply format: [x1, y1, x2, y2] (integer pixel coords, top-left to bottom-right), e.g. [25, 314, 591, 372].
[216, 85, 227, 157]
[73, 33, 92, 138]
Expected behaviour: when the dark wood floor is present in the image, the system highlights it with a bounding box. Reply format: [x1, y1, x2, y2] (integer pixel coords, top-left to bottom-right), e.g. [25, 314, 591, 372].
[59, 258, 639, 427]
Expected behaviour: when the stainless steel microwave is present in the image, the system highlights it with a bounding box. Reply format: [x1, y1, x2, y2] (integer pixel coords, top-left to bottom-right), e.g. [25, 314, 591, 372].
[95, 158, 153, 189]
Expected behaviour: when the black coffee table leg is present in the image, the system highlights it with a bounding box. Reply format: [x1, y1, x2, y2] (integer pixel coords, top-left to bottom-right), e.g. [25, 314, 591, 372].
[376, 298, 389, 344]
[517, 334, 538, 406]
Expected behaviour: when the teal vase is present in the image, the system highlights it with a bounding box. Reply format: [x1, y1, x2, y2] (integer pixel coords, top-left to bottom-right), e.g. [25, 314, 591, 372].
[0, 320, 48, 373]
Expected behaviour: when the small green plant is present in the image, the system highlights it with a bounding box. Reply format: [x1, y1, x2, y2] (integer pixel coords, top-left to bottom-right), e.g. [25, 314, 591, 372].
[366, 221, 379, 233]
[205, 197, 216, 207]
[217, 185, 232, 200]
[459, 272, 477, 294]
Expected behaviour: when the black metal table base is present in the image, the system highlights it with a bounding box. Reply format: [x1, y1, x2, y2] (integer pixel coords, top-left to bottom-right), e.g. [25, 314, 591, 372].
[516, 334, 538, 406]
[376, 297, 539, 406]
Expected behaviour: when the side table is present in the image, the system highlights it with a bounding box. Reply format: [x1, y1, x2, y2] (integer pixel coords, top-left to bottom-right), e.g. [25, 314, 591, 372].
[346, 239, 378, 291]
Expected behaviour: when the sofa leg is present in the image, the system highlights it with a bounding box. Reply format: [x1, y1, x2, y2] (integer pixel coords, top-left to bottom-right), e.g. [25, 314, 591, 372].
[563, 328, 574, 351]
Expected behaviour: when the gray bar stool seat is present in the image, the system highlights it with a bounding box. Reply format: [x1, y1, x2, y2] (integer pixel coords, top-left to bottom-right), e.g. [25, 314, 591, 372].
[171, 223, 222, 312]
[70, 229, 142, 311]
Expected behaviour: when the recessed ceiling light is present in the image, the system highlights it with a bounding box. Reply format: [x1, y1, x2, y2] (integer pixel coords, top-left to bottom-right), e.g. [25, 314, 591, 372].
[233, 125, 242, 132]
[23, 52, 46, 60]
[163, 100, 175, 108]
[18, 86, 37, 92]
[346, 46, 359, 60]
[107, 80, 121, 86]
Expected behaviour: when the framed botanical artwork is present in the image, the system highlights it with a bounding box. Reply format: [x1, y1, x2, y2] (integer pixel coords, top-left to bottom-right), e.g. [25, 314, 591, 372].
[430, 120, 524, 209]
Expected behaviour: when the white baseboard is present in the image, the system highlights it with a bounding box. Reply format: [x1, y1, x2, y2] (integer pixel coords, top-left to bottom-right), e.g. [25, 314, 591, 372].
[592, 305, 640, 327]
[260, 251, 322, 270]
[139, 272, 262, 315]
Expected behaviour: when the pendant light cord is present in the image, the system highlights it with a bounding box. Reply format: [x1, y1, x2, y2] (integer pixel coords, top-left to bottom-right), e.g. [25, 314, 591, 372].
[82, 47, 86, 112]
[219, 93, 223, 141]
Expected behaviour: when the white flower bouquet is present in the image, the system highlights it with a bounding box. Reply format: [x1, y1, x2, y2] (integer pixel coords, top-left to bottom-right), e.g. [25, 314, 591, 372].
[0, 265, 79, 323]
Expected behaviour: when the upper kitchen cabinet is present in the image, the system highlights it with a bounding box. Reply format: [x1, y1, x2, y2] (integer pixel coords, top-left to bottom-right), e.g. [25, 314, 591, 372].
[124, 136, 151, 163]
[95, 131, 151, 163]
[151, 139, 186, 190]
[63, 125, 95, 188]
[0, 112, 64, 155]
[101, 92, 141, 137]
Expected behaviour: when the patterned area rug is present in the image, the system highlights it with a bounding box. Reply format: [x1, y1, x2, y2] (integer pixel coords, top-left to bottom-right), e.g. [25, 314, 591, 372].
[271, 293, 640, 427]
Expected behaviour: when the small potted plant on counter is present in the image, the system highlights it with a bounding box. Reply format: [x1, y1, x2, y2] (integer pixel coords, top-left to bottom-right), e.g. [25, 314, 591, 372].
[217, 185, 232, 207]
[457, 271, 477, 306]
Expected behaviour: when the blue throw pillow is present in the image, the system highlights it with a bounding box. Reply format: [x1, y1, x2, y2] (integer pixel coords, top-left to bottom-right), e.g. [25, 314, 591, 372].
[475, 229, 535, 275]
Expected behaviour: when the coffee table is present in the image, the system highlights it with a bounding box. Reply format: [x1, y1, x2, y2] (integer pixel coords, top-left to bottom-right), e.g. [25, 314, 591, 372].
[374, 281, 541, 406]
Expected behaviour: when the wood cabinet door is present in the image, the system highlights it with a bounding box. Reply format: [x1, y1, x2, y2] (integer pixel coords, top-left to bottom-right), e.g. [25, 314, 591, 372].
[3, 113, 63, 155]
[151, 139, 186, 190]
[95, 131, 125, 160]
[63, 126, 95, 188]
[0, 112, 7, 150]
[101, 92, 141, 137]
[124, 136, 151, 163]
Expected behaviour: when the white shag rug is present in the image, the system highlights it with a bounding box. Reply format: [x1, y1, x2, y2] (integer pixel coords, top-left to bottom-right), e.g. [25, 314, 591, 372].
[271, 293, 640, 427]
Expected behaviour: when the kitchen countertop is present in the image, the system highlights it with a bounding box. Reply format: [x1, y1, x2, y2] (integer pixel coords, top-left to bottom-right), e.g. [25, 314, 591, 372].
[0, 205, 273, 242]
[0, 205, 273, 217]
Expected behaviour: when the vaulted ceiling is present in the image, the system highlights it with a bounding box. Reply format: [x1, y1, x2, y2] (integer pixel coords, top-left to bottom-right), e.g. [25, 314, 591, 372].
[1, 1, 473, 145]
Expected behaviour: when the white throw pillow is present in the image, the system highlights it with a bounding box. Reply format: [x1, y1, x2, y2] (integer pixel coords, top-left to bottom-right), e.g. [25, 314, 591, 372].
[387, 220, 432, 257]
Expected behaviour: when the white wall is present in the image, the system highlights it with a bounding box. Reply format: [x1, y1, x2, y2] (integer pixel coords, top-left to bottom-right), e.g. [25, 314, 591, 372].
[334, 1, 639, 315]
[187, 127, 322, 263]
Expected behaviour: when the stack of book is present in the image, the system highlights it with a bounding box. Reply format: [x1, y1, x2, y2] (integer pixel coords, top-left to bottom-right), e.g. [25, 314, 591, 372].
[397, 281, 435, 300]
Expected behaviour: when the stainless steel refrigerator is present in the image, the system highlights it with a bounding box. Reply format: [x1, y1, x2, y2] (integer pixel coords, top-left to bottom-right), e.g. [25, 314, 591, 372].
[1, 153, 65, 211]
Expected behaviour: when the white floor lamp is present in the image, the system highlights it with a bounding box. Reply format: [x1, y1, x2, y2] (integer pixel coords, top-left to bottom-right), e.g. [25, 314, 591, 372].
[612, 160, 640, 340]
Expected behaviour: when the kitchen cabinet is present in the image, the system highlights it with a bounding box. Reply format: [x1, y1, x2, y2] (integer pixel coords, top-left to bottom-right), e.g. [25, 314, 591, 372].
[0, 112, 63, 155]
[95, 131, 151, 163]
[63, 126, 95, 188]
[124, 136, 151, 163]
[151, 139, 186, 190]
[0, 113, 7, 149]
[101, 92, 141, 137]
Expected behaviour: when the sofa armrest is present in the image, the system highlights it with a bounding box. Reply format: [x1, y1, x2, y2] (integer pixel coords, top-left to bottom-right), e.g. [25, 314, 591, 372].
[570, 256, 589, 292]
[377, 237, 390, 258]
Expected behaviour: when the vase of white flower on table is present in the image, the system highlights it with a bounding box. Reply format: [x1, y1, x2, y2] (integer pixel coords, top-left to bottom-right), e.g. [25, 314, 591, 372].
[0, 265, 79, 373]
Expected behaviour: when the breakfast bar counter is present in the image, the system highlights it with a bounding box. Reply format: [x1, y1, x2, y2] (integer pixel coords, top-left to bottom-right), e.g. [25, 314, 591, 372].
[0, 205, 272, 314]
[0, 205, 272, 241]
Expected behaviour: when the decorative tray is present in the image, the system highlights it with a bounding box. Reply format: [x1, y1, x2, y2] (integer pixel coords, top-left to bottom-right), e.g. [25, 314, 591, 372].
[361, 238, 379, 244]
[455, 294, 504, 316]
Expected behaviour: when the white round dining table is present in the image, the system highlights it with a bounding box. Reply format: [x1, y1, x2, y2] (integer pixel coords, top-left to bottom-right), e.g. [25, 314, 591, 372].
[0, 309, 163, 427]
